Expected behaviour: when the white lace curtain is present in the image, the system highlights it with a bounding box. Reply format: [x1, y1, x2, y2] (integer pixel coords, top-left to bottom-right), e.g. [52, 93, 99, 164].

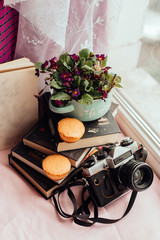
[4, 0, 122, 63]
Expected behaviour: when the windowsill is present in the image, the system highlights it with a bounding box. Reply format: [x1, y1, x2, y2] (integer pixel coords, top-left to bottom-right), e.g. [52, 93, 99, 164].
[113, 87, 160, 179]
[117, 68, 160, 137]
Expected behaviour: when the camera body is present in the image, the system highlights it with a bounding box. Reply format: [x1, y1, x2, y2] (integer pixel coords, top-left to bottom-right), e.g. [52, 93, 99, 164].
[82, 137, 153, 207]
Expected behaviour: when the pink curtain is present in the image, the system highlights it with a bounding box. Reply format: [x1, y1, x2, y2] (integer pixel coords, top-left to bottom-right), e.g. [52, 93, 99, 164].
[0, 0, 18, 63]
[3, 0, 113, 63]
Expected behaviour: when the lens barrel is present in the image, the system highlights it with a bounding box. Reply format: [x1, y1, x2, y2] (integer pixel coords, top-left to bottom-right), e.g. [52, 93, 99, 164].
[118, 160, 153, 192]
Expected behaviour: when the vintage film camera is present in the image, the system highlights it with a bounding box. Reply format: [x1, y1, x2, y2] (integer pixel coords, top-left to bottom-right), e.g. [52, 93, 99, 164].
[82, 137, 153, 207]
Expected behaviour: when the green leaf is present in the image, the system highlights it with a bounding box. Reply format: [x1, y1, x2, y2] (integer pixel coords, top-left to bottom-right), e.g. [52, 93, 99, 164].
[114, 82, 122, 88]
[78, 93, 93, 105]
[34, 62, 43, 69]
[84, 80, 93, 92]
[101, 72, 107, 80]
[72, 76, 81, 88]
[79, 57, 85, 66]
[107, 73, 114, 84]
[74, 76, 81, 84]
[53, 72, 61, 81]
[67, 56, 74, 68]
[56, 80, 63, 86]
[82, 79, 89, 88]
[81, 65, 94, 71]
[115, 76, 121, 83]
[85, 61, 93, 67]
[63, 62, 71, 71]
[59, 52, 69, 62]
[88, 55, 97, 62]
[85, 85, 94, 93]
[79, 48, 90, 59]
[100, 56, 108, 68]
[50, 79, 63, 89]
[102, 85, 108, 91]
[90, 90, 103, 99]
[51, 91, 71, 101]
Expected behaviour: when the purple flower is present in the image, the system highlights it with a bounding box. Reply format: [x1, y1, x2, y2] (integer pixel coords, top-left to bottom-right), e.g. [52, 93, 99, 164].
[103, 66, 111, 73]
[95, 74, 102, 80]
[96, 54, 105, 61]
[98, 87, 108, 99]
[61, 72, 69, 79]
[66, 77, 73, 82]
[49, 57, 59, 69]
[89, 53, 94, 57]
[70, 54, 79, 61]
[103, 91, 108, 98]
[41, 60, 48, 69]
[75, 67, 81, 75]
[53, 100, 63, 106]
[72, 88, 80, 97]
[63, 81, 70, 87]
[50, 57, 57, 63]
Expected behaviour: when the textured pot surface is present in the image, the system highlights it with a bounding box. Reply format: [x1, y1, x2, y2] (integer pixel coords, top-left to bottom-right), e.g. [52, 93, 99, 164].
[49, 92, 112, 122]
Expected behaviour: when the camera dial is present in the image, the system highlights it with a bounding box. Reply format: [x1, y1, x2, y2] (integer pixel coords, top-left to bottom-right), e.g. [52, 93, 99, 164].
[96, 151, 108, 160]
[120, 137, 134, 146]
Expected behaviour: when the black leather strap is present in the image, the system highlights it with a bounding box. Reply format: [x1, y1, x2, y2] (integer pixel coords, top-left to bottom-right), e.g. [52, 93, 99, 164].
[52, 178, 138, 227]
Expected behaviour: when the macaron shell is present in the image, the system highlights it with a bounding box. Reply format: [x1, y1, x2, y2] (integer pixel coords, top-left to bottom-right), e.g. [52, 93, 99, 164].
[58, 118, 85, 142]
[42, 155, 71, 181]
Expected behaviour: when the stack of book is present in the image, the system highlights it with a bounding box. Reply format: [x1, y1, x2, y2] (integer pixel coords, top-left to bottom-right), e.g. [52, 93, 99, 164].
[9, 99, 121, 199]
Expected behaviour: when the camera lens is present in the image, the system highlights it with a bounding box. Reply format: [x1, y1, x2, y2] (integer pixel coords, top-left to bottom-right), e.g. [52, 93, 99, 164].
[133, 169, 144, 184]
[118, 160, 153, 192]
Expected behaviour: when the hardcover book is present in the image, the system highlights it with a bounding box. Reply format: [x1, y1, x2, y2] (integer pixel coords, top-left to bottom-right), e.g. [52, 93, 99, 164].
[11, 142, 90, 174]
[23, 110, 121, 152]
[9, 155, 59, 199]
[9, 154, 83, 199]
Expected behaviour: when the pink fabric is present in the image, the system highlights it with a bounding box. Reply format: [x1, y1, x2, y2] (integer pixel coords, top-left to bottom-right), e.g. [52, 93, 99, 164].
[1, 148, 160, 240]
[0, 0, 18, 63]
[3, 0, 111, 63]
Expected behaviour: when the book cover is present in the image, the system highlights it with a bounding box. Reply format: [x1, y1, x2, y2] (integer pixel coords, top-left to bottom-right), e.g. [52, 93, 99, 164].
[23, 109, 120, 153]
[22, 119, 90, 167]
[9, 155, 59, 199]
[22, 114, 91, 167]
[0, 59, 38, 151]
[23, 111, 120, 153]
[11, 142, 89, 177]
[9, 154, 83, 199]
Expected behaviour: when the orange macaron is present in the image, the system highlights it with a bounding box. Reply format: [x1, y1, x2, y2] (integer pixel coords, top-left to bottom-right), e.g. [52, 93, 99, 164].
[42, 154, 71, 181]
[57, 118, 85, 143]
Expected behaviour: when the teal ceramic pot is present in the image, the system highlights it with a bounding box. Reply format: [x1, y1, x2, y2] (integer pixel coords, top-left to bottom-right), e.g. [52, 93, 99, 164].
[49, 91, 112, 122]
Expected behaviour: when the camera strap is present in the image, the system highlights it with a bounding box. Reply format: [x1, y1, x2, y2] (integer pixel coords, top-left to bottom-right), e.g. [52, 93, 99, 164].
[52, 172, 138, 227]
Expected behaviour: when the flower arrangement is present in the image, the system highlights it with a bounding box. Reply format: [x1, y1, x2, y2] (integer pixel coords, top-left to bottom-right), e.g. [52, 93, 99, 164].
[35, 48, 122, 107]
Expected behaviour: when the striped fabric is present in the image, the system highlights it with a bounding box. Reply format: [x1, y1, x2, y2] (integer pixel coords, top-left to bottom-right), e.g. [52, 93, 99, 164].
[0, 0, 19, 63]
